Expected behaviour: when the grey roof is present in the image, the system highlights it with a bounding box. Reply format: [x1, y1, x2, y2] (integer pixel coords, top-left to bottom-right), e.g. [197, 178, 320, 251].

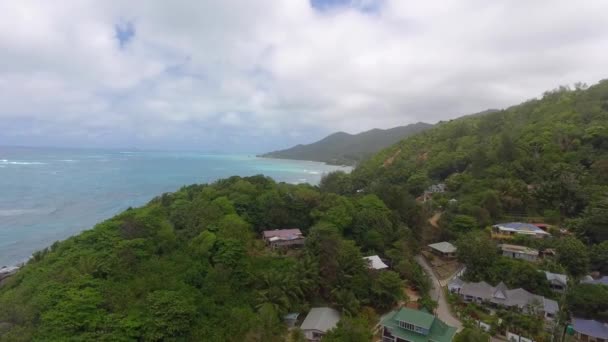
[572, 318, 608, 339]
[455, 279, 558, 313]
[449, 277, 464, 289]
[493, 222, 550, 235]
[300, 307, 340, 333]
[428, 241, 457, 254]
[499, 244, 539, 256]
[544, 271, 568, 286]
[543, 298, 559, 315]
[582, 276, 608, 286]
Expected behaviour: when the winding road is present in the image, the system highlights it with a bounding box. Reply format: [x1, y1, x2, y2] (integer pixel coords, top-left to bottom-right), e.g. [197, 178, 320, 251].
[415, 255, 463, 331]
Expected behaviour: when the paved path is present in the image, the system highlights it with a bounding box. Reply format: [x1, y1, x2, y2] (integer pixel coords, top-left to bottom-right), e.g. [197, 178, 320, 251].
[415, 255, 463, 332]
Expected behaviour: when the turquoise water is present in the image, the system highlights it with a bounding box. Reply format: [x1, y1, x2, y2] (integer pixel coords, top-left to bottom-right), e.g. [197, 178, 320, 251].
[0, 146, 350, 267]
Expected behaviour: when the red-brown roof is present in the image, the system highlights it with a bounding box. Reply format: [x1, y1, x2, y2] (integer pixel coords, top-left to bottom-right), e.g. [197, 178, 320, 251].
[263, 229, 303, 239]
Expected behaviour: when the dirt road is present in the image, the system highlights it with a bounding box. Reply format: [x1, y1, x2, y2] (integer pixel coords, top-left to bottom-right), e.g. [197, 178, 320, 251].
[415, 255, 463, 331]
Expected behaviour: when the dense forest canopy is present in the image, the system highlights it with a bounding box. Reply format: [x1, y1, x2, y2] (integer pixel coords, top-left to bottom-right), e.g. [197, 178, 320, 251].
[2, 80, 608, 340]
[351, 80, 608, 244]
[0, 176, 427, 341]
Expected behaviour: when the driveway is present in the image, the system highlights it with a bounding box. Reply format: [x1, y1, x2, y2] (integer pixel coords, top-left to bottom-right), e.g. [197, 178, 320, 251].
[415, 255, 463, 331]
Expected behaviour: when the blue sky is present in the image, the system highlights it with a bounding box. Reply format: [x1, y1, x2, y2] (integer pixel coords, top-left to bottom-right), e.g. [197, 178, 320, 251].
[0, 1, 607, 152]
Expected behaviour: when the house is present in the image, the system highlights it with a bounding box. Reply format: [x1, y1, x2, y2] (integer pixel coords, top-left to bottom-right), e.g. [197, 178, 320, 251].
[300, 307, 340, 341]
[380, 307, 457, 342]
[428, 242, 457, 259]
[500, 244, 539, 262]
[544, 271, 568, 293]
[262, 229, 305, 249]
[427, 183, 447, 193]
[421, 183, 447, 202]
[448, 277, 558, 322]
[582, 276, 608, 286]
[571, 318, 608, 342]
[363, 255, 389, 270]
[491, 222, 551, 239]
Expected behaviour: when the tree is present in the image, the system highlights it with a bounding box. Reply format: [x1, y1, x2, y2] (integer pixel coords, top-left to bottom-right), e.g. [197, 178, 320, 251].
[143, 290, 197, 341]
[454, 328, 490, 342]
[456, 232, 498, 279]
[319, 171, 353, 195]
[567, 284, 608, 320]
[323, 315, 373, 342]
[450, 215, 478, 233]
[556, 237, 589, 277]
[590, 241, 608, 274]
[371, 271, 404, 309]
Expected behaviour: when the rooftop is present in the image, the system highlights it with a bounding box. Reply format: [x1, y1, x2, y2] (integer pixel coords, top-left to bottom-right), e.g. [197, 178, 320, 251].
[428, 241, 457, 254]
[582, 276, 608, 286]
[262, 228, 303, 240]
[380, 308, 456, 342]
[500, 244, 539, 256]
[544, 271, 568, 285]
[449, 277, 558, 314]
[572, 318, 608, 339]
[493, 222, 550, 235]
[300, 307, 340, 333]
[363, 255, 389, 270]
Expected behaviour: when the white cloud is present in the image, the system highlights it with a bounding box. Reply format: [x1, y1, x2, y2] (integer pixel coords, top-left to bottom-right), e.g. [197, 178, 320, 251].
[0, 0, 607, 151]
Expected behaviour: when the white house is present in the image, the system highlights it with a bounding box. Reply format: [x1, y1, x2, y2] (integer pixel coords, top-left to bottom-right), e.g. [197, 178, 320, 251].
[300, 307, 340, 341]
[544, 271, 568, 293]
[500, 244, 539, 262]
[363, 255, 389, 270]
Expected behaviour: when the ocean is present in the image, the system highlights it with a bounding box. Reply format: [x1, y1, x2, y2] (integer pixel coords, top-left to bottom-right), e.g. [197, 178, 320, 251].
[0, 146, 350, 267]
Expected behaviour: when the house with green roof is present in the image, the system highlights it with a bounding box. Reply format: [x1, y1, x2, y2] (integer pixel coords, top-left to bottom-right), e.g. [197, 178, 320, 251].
[380, 307, 457, 342]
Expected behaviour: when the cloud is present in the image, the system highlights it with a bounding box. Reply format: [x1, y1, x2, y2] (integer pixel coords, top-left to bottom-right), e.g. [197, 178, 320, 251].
[0, 0, 607, 151]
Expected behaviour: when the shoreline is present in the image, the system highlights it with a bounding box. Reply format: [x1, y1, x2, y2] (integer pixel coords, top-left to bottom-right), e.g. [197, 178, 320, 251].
[255, 155, 356, 169]
[0, 265, 21, 285]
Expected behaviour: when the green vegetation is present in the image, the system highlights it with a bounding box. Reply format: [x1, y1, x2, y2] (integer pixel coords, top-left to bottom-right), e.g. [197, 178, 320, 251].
[2, 80, 608, 340]
[261, 122, 432, 165]
[0, 176, 416, 341]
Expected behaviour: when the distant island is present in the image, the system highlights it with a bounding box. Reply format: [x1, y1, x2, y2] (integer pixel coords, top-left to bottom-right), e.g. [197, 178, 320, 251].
[260, 122, 433, 165]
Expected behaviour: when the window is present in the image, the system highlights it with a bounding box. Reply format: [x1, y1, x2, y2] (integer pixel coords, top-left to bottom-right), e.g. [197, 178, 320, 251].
[398, 320, 423, 333]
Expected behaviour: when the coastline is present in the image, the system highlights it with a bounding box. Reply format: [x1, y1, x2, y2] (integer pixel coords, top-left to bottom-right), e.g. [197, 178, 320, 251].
[0, 265, 21, 286]
[255, 155, 356, 169]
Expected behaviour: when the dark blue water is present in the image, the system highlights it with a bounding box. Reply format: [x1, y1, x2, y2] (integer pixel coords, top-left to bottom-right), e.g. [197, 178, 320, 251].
[0, 146, 350, 267]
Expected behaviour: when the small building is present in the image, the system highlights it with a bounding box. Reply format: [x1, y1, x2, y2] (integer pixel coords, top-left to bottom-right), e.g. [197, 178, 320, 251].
[492, 222, 551, 239]
[300, 307, 340, 341]
[283, 312, 300, 328]
[582, 276, 608, 286]
[428, 242, 457, 259]
[448, 277, 558, 322]
[500, 244, 539, 262]
[544, 271, 568, 293]
[571, 317, 608, 342]
[421, 183, 447, 203]
[262, 229, 305, 249]
[363, 255, 389, 270]
[380, 307, 457, 342]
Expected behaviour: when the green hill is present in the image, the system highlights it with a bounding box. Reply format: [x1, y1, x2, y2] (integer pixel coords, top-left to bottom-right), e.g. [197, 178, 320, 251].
[2, 81, 608, 340]
[351, 81, 608, 243]
[260, 122, 433, 165]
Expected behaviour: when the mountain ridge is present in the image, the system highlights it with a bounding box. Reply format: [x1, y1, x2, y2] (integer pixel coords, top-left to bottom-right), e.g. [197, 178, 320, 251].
[260, 122, 433, 165]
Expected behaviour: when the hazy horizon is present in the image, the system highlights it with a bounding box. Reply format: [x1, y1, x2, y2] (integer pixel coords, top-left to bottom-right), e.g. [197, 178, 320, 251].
[1, 0, 607, 152]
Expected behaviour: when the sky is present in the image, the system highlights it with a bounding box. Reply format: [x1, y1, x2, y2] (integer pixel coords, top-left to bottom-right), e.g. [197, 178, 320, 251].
[1, 0, 607, 152]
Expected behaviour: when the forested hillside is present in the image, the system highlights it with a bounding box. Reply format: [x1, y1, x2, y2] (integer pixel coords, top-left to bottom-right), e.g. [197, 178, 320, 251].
[261, 122, 432, 165]
[350, 81, 608, 244]
[2, 81, 608, 341]
[0, 176, 428, 341]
